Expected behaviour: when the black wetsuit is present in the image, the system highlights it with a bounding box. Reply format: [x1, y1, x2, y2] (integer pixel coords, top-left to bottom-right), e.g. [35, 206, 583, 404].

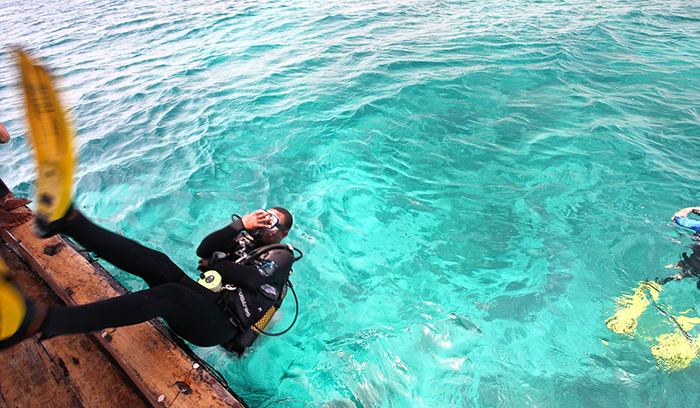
[658, 244, 700, 288]
[0, 179, 9, 198]
[41, 213, 293, 347]
[680, 245, 700, 273]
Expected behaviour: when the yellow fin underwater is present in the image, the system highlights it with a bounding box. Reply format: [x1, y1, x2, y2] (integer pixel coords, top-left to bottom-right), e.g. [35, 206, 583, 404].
[606, 281, 700, 371]
[606, 280, 661, 335]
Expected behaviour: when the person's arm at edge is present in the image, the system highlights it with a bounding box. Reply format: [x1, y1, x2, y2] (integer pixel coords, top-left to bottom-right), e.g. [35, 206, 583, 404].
[673, 207, 700, 219]
[672, 207, 700, 233]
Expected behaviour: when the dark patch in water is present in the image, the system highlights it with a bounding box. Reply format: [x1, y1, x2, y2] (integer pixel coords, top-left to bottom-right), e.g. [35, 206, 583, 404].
[484, 292, 543, 322]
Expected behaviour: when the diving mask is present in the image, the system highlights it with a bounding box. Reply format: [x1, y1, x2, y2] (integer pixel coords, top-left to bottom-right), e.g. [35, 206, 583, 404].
[250, 209, 288, 238]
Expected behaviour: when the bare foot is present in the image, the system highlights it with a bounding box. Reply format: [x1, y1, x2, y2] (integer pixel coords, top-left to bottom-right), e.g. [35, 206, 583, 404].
[0, 209, 33, 228]
[0, 197, 31, 210]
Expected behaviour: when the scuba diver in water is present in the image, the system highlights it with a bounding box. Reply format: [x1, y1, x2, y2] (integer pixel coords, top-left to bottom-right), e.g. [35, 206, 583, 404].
[0, 206, 299, 354]
[657, 206, 700, 287]
[2, 50, 301, 354]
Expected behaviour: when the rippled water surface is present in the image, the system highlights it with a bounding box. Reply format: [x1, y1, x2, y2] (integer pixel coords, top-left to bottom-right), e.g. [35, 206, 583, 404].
[2, 0, 700, 406]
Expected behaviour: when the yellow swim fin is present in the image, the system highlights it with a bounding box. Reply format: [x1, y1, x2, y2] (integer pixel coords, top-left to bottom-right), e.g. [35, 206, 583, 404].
[16, 49, 76, 238]
[606, 280, 661, 335]
[0, 258, 28, 347]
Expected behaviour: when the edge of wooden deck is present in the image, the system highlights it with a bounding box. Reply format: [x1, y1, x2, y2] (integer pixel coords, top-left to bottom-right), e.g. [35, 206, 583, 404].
[0, 241, 152, 408]
[1, 208, 248, 408]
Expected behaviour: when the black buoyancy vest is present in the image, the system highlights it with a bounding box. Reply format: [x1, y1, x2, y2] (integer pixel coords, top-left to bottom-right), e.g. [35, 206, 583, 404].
[220, 238, 297, 355]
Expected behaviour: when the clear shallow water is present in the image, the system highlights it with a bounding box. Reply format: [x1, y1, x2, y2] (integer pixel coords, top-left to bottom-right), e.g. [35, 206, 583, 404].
[2, 0, 700, 406]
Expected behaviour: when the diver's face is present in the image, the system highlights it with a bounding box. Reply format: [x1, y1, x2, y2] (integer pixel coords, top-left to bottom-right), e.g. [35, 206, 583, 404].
[255, 209, 288, 244]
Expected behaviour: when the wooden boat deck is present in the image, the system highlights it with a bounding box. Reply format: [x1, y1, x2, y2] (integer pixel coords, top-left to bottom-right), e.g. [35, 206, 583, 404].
[0, 200, 247, 408]
[0, 242, 150, 408]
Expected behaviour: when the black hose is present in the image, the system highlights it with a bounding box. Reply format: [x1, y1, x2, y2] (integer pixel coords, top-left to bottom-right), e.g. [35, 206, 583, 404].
[643, 282, 695, 345]
[253, 282, 299, 337]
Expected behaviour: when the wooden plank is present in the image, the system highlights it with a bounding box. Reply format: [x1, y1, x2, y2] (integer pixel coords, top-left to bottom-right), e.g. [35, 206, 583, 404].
[1, 243, 150, 408]
[42, 332, 152, 407]
[0, 335, 82, 408]
[1, 213, 245, 408]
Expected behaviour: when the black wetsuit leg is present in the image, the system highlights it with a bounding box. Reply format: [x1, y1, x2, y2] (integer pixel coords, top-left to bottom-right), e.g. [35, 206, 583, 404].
[0, 178, 9, 198]
[43, 212, 239, 346]
[41, 283, 237, 347]
[63, 212, 194, 289]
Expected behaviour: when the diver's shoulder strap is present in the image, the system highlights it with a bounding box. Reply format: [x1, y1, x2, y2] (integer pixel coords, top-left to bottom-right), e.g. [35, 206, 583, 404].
[243, 243, 303, 263]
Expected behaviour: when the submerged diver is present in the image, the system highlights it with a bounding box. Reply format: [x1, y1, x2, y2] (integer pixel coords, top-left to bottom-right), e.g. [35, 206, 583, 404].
[0, 205, 298, 354]
[657, 206, 700, 287]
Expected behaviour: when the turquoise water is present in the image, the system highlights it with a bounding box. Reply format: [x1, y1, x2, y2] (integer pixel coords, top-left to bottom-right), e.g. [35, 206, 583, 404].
[2, 0, 700, 406]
